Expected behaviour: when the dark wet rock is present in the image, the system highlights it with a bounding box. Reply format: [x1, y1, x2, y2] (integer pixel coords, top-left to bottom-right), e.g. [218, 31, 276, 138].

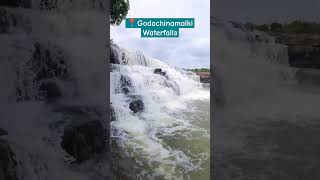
[0, 8, 31, 34]
[111, 43, 121, 64]
[31, 42, 69, 81]
[117, 75, 133, 94]
[154, 68, 169, 79]
[120, 75, 131, 88]
[0, 8, 15, 33]
[154, 68, 162, 74]
[0, 128, 8, 136]
[0, 139, 18, 180]
[110, 105, 116, 122]
[200, 77, 210, 83]
[129, 99, 144, 113]
[195, 72, 210, 83]
[295, 68, 320, 84]
[16, 42, 70, 101]
[61, 120, 107, 163]
[38, 81, 62, 100]
[121, 87, 130, 94]
[40, 0, 58, 10]
[288, 46, 320, 68]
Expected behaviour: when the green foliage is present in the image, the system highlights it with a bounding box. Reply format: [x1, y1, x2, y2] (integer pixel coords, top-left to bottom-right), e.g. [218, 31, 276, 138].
[270, 22, 282, 32]
[192, 68, 210, 73]
[251, 21, 320, 34]
[111, 0, 129, 26]
[254, 24, 270, 32]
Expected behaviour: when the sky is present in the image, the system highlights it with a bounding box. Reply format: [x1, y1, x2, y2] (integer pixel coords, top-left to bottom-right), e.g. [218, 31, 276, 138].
[213, 0, 320, 24]
[111, 0, 210, 69]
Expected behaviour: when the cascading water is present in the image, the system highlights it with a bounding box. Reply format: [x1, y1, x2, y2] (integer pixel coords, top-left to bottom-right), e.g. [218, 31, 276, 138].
[0, 1, 110, 180]
[110, 43, 210, 179]
[212, 18, 320, 179]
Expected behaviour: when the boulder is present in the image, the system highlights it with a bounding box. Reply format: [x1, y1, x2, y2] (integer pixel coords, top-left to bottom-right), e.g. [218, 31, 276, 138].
[38, 81, 62, 100]
[111, 43, 121, 64]
[61, 120, 107, 163]
[154, 68, 169, 79]
[0, 128, 8, 136]
[154, 68, 162, 74]
[0, 139, 17, 180]
[0, 8, 14, 34]
[129, 99, 144, 113]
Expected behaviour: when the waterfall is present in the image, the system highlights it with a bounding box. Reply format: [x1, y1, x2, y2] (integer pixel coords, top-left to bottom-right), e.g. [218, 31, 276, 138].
[212, 18, 320, 180]
[0, 2, 109, 180]
[212, 18, 300, 109]
[110, 43, 210, 179]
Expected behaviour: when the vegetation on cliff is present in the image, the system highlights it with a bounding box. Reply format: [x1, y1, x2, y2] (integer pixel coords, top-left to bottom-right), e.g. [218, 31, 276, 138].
[192, 68, 210, 73]
[248, 21, 320, 34]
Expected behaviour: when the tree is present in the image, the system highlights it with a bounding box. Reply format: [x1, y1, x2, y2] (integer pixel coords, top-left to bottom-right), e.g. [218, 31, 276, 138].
[111, 0, 130, 26]
[270, 22, 282, 32]
[255, 24, 269, 32]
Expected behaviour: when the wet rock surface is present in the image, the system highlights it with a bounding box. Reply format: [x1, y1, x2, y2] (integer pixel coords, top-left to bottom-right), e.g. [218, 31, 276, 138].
[61, 120, 107, 163]
[16, 42, 71, 101]
[0, 134, 17, 180]
[195, 72, 210, 83]
[129, 99, 144, 113]
[118, 75, 133, 94]
[154, 68, 168, 79]
[0, 128, 8, 136]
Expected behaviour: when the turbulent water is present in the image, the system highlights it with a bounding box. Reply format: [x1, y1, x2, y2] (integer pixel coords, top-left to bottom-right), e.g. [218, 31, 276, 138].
[212, 17, 320, 179]
[0, 1, 110, 180]
[110, 43, 210, 179]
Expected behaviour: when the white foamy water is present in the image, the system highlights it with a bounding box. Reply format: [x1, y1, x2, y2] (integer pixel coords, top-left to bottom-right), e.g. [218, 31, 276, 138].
[111, 44, 210, 179]
[0, 2, 109, 180]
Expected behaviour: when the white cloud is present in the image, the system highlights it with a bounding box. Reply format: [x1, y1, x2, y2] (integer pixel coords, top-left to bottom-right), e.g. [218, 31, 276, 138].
[111, 0, 210, 68]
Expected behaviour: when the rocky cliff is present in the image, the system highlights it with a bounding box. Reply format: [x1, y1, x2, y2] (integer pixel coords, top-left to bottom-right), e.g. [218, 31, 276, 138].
[273, 33, 320, 68]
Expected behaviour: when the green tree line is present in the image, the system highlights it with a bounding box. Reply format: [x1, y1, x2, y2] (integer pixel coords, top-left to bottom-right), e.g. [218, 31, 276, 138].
[247, 21, 320, 34]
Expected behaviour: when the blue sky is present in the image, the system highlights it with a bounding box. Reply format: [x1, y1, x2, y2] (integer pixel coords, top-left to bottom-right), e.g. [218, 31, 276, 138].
[111, 0, 210, 69]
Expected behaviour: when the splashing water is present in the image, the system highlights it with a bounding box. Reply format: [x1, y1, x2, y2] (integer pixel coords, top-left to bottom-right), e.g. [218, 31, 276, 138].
[110, 43, 210, 180]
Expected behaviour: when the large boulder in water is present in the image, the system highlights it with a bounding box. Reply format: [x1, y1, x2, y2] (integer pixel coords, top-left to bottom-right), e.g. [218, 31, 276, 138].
[129, 99, 144, 113]
[61, 120, 107, 163]
[0, 138, 18, 180]
[154, 68, 168, 79]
